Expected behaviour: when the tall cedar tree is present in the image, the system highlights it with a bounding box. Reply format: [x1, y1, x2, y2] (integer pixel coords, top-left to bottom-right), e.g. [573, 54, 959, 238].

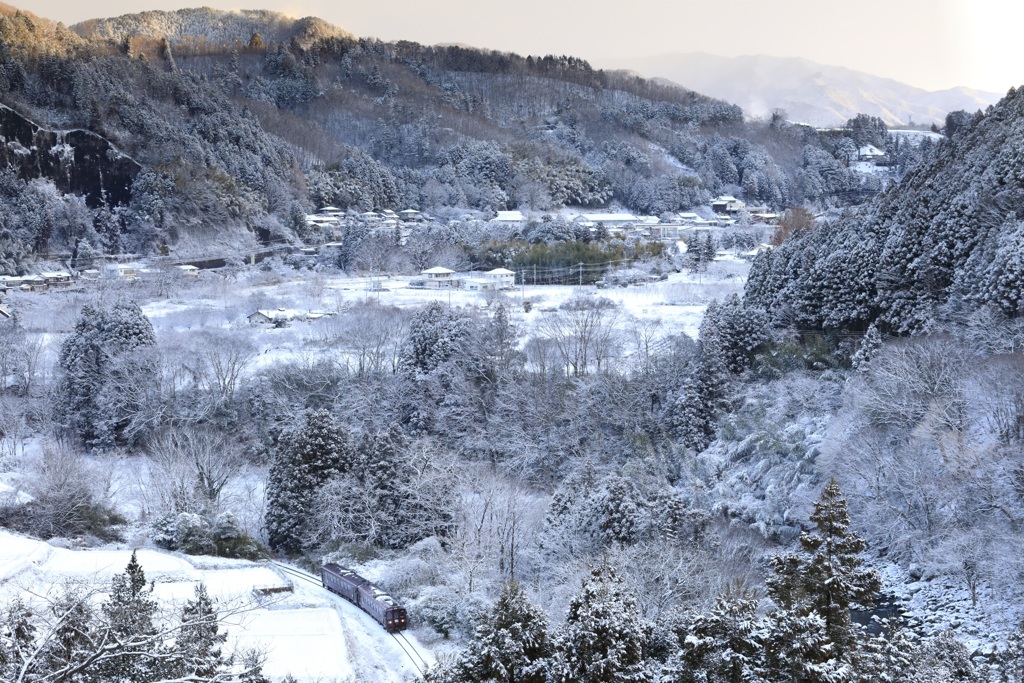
[445, 580, 551, 683]
[265, 409, 353, 554]
[55, 303, 157, 447]
[548, 564, 651, 683]
[766, 478, 881, 658]
[99, 550, 162, 682]
[172, 583, 226, 680]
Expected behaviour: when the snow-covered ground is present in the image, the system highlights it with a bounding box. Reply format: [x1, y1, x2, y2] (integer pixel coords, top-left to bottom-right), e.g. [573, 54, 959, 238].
[0, 529, 432, 682]
[128, 258, 750, 375]
[140, 262, 747, 338]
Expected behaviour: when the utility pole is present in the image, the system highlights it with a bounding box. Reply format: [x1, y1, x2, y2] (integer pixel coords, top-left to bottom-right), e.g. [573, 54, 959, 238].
[579, 262, 583, 287]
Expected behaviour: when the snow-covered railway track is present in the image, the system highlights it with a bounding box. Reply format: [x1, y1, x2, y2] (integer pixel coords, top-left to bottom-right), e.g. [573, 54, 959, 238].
[269, 561, 428, 678]
[269, 561, 323, 588]
[393, 631, 429, 673]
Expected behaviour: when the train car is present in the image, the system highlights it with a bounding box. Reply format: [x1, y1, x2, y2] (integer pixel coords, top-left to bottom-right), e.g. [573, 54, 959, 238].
[321, 563, 409, 633]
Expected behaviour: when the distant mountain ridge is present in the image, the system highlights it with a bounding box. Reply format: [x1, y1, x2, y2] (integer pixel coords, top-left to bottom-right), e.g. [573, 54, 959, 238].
[616, 53, 1003, 126]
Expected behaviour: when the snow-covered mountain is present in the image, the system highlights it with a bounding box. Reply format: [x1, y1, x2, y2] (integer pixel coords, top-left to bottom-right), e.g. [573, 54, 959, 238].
[614, 52, 1003, 126]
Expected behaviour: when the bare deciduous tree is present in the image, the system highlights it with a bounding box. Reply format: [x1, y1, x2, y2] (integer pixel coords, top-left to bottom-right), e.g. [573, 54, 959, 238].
[535, 295, 621, 377]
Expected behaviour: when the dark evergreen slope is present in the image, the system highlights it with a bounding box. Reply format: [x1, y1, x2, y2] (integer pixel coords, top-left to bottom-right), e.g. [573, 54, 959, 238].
[746, 87, 1024, 334]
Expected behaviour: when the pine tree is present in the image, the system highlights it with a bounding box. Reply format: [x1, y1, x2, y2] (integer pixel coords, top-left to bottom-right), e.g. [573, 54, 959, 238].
[667, 302, 732, 451]
[0, 597, 35, 681]
[265, 409, 353, 554]
[766, 479, 880, 659]
[548, 564, 652, 683]
[672, 590, 767, 683]
[849, 622, 919, 683]
[598, 477, 640, 546]
[99, 550, 162, 682]
[55, 303, 157, 447]
[36, 586, 99, 681]
[997, 621, 1024, 683]
[762, 609, 844, 683]
[454, 581, 551, 683]
[851, 323, 882, 371]
[173, 583, 226, 681]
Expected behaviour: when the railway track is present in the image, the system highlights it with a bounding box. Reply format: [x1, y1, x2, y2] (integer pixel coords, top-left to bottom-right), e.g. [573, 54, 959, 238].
[269, 560, 323, 588]
[393, 631, 429, 674]
[268, 561, 429, 677]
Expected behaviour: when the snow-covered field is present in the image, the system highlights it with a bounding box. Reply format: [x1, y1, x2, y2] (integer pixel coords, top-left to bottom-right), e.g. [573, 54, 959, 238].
[130, 257, 750, 370]
[0, 529, 432, 682]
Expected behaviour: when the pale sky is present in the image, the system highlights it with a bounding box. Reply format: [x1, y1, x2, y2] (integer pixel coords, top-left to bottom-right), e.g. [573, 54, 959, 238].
[27, 0, 1024, 93]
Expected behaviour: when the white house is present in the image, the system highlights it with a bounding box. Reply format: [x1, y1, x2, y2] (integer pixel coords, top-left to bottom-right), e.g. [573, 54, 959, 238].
[464, 278, 498, 292]
[492, 210, 526, 224]
[18, 276, 46, 292]
[484, 267, 516, 289]
[176, 265, 200, 277]
[574, 213, 638, 228]
[40, 271, 72, 288]
[104, 264, 138, 280]
[248, 308, 301, 326]
[650, 224, 682, 239]
[420, 267, 459, 289]
[858, 144, 886, 161]
[399, 209, 422, 222]
[711, 196, 746, 215]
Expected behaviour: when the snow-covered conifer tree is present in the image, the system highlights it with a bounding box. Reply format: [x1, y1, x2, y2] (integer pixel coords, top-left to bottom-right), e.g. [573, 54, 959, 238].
[265, 409, 353, 554]
[766, 479, 880, 658]
[548, 564, 652, 683]
[442, 580, 551, 683]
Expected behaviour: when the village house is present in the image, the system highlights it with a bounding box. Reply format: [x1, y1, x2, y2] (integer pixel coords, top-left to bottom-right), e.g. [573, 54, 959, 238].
[484, 267, 516, 289]
[399, 209, 423, 222]
[649, 224, 683, 239]
[18, 276, 47, 292]
[41, 271, 73, 288]
[419, 267, 460, 289]
[248, 308, 300, 326]
[176, 265, 200, 277]
[463, 278, 497, 292]
[491, 210, 526, 225]
[858, 144, 886, 161]
[573, 213, 638, 229]
[712, 196, 746, 215]
[104, 264, 138, 280]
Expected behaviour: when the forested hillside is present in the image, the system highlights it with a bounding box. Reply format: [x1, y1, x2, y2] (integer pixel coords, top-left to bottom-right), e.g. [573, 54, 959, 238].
[0, 5, 903, 267]
[747, 87, 1024, 334]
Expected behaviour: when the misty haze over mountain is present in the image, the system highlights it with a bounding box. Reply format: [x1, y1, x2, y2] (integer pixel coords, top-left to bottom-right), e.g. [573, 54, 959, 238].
[614, 52, 1003, 126]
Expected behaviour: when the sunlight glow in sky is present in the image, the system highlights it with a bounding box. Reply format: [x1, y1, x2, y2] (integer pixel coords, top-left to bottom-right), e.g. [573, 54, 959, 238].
[26, 0, 1024, 93]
